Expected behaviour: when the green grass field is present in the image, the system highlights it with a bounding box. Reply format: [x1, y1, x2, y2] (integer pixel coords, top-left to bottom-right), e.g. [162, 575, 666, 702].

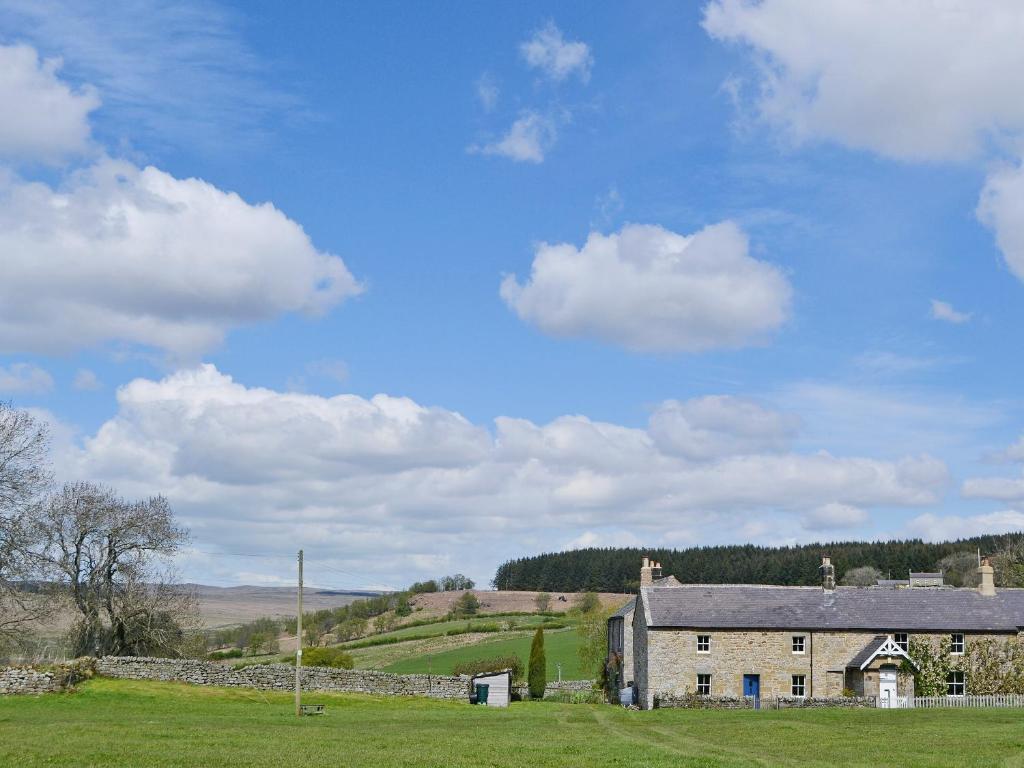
[381, 627, 586, 679]
[2, 678, 1023, 767]
[340, 613, 563, 647]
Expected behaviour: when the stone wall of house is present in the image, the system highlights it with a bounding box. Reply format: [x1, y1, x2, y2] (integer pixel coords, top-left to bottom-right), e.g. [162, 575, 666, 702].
[95, 656, 470, 700]
[621, 604, 635, 685]
[632, 592, 652, 709]
[0, 667, 64, 695]
[642, 628, 1010, 706]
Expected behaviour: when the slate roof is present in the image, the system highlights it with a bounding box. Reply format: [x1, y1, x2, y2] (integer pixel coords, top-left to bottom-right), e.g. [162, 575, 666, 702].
[611, 597, 636, 619]
[847, 635, 889, 669]
[641, 584, 1024, 632]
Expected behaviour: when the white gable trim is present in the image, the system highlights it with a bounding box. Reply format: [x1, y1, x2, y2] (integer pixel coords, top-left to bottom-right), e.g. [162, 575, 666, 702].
[859, 637, 918, 671]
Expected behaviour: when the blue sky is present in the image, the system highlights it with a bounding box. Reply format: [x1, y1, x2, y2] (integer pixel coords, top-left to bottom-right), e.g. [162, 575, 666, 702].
[2, 0, 1024, 589]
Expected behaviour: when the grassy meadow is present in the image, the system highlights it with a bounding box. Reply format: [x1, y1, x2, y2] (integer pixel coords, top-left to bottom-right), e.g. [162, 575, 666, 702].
[380, 627, 585, 679]
[3, 678, 1024, 767]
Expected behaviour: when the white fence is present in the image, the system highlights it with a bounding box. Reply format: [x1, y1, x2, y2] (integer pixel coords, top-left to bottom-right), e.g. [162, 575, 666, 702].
[886, 694, 1024, 709]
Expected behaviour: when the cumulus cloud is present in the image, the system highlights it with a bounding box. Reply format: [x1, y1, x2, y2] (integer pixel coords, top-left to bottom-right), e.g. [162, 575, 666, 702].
[962, 434, 1024, 502]
[0, 43, 98, 162]
[800, 502, 868, 531]
[702, 0, 1024, 162]
[0, 158, 362, 359]
[903, 509, 1024, 541]
[0, 362, 54, 394]
[930, 299, 972, 324]
[469, 111, 557, 164]
[500, 222, 792, 352]
[55, 365, 949, 585]
[520, 22, 593, 83]
[977, 160, 1024, 281]
[703, 1, 1024, 287]
[648, 396, 797, 460]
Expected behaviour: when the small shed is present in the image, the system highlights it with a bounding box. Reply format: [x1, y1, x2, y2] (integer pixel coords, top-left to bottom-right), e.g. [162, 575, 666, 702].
[470, 669, 511, 708]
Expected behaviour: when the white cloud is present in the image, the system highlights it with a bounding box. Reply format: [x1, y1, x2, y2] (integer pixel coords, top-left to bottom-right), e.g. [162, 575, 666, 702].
[930, 299, 972, 324]
[54, 364, 949, 585]
[801, 502, 868, 531]
[703, 1, 1024, 287]
[500, 222, 792, 352]
[977, 160, 1024, 282]
[476, 72, 499, 112]
[702, 0, 1024, 162]
[520, 22, 593, 83]
[0, 158, 362, 359]
[72, 368, 101, 391]
[0, 43, 98, 162]
[963, 472, 1024, 503]
[0, 362, 54, 394]
[648, 396, 797, 460]
[469, 111, 557, 164]
[0, 0, 292, 151]
[903, 510, 1024, 541]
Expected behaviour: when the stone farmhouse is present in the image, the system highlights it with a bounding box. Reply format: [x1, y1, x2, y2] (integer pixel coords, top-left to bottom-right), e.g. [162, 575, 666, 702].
[608, 556, 1024, 709]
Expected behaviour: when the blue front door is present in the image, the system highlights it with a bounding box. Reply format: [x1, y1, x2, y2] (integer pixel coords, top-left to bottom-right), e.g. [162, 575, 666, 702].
[743, 674, 760, 698]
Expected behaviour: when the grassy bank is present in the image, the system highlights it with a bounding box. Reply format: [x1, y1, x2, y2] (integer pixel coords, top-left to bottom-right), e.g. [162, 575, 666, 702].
[2, 678, 1023, 767]
[381, 627, 586, 679]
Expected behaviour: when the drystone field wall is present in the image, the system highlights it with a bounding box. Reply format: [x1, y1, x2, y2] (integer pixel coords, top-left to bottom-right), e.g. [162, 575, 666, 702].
[0, 667, 65, 696]
[512, 679, 596, 698]
[654, 694, 876, 709]
[96, 656, 470, 700]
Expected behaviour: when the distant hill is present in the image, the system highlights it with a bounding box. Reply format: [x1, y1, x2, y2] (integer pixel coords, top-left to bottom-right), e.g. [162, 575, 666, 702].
[492, 534, 1024, 593]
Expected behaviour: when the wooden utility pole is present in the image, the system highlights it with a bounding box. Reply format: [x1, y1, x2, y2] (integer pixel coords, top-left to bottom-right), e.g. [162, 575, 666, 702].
[295, 549, 303, 717]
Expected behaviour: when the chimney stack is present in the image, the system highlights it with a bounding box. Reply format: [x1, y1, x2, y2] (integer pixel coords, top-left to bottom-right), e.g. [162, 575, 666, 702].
[640, 557, 661, 587]
[820, 555, 836, 592]
[978, 557, 996, 597]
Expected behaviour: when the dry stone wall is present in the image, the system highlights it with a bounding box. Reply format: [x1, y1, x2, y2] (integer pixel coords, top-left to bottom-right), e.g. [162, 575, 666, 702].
[96, 656, 470, 700]
[654, 693, 876, 709]
[0, 667, 64, 695]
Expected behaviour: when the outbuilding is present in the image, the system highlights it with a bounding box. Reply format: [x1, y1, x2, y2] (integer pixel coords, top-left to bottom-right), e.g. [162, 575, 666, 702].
[470, 669, 511, 707]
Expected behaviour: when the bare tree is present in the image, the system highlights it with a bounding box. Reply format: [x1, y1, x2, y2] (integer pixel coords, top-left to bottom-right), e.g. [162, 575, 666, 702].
[31, 482, 198, 658]
[0, 404, 51, 650]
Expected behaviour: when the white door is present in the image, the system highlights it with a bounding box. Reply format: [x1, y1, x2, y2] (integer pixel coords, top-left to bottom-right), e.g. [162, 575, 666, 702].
[878, 668, 897, 708]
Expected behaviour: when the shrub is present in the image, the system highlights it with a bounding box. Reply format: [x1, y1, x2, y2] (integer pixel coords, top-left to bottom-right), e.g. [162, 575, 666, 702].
[528, 628, 546, 699]
[208, 648, 244, 660]
[452, 655, 524, 681]
[573, 592, 600, 615]
[534, 592, 551, 612]
[300, 646, 354, 669]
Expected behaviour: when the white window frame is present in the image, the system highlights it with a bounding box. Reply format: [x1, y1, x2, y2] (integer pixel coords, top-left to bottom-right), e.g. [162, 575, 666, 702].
[791, 674, 806, 697]
[893, 632, 908, 652]
[696, 635, 711, 654]
[696, 673, 711, 696]
[950, 633, 965, 655]
[947, 671, 965, 697]
[791, 635, 806, 655]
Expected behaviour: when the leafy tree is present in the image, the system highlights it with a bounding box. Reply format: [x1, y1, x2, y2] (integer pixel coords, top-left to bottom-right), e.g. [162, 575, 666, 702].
[577, 605, 614, 679]
[573, 591, 600, 614]
[534, 592, 551, 612]
[373, 613, 397, 634]
[440, 574, 475, 591]
[408, 580, 438, 594]
[528, 627, 546, 699]
[449, 591, 480, 619]
[992, 541, 1024, 588]
[840, 566, 883, 586]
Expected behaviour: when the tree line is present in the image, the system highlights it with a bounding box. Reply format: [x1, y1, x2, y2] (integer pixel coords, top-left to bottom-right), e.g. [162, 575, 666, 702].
[1, 403, 197, 660]
[492, 536, 1024, 593]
